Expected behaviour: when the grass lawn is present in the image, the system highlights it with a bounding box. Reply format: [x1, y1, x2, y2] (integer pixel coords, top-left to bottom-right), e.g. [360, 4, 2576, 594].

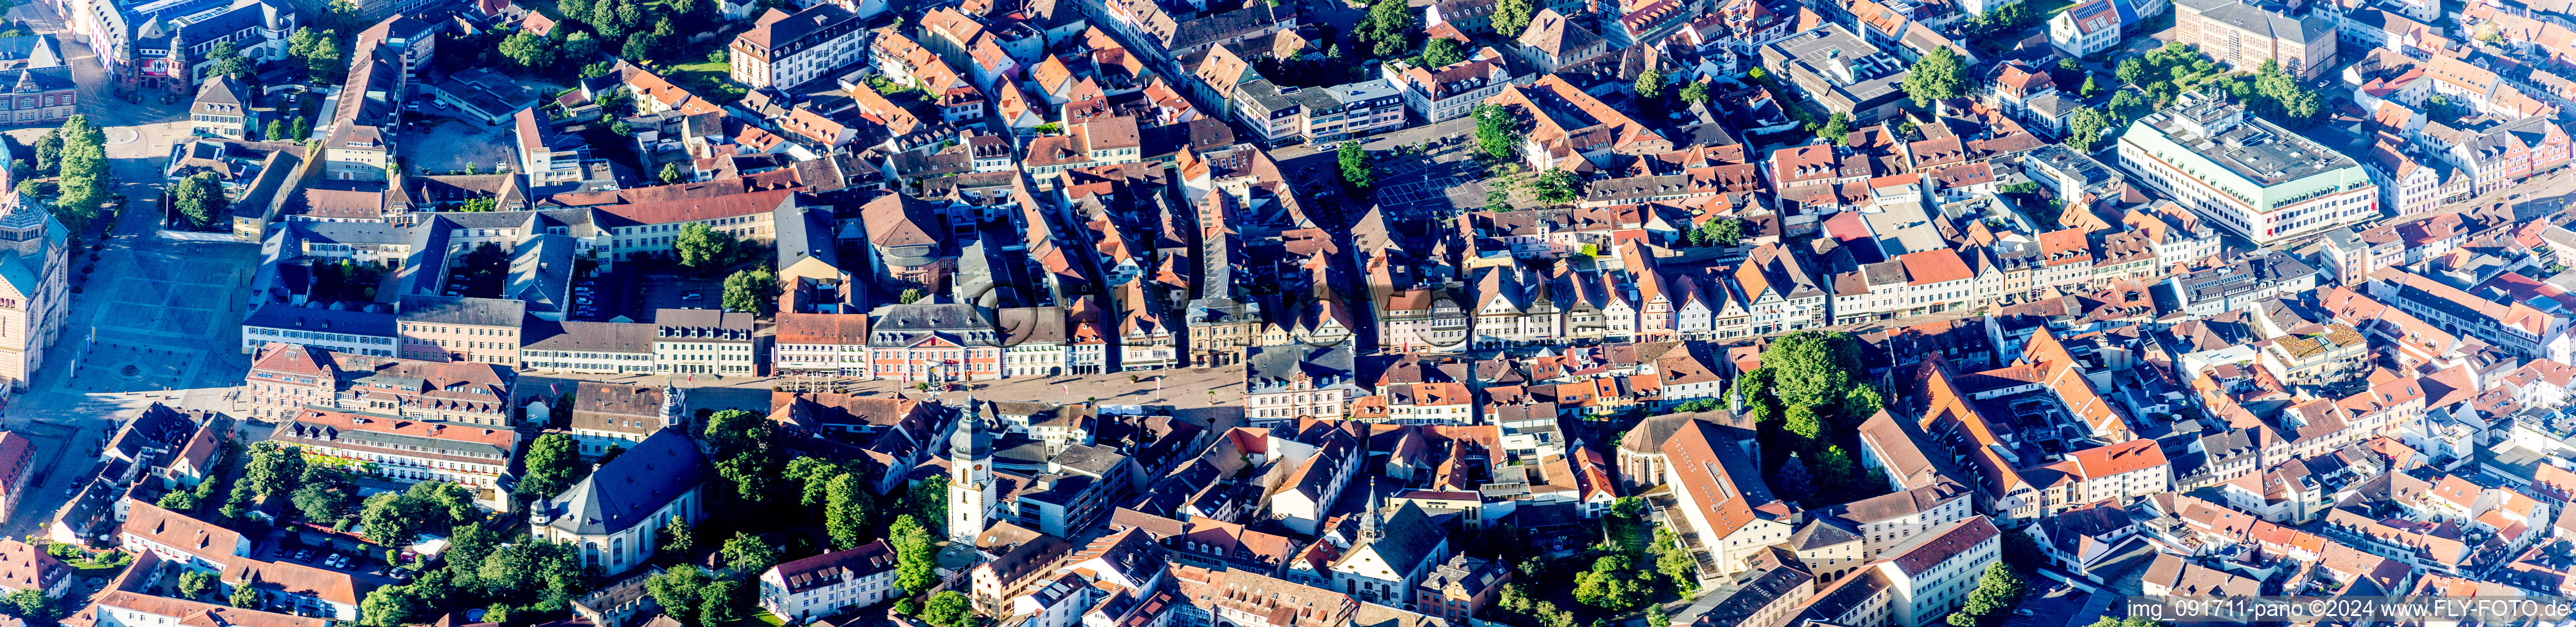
[664, 59, 737, 103]
[2033, 0, 2076, 16]
[734, 610, 787, 627]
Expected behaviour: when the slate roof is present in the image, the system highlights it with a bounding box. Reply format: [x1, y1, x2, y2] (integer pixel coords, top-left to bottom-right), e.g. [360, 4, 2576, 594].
[536, 427, 713, 535]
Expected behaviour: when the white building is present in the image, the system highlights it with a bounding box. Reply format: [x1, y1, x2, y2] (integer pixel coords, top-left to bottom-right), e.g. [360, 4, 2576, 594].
[727, 3, 866, 90]
[528, 429, 710, 577]
[757, 540, 899, 621]
[1871, 516, 2002, 627]
[269, 407, 520, 509]
[519, 321, 658, 374]
[1379, 47, 1522, 123]
[2048, 0, 2124, 56]
[2116, 92, 2379, 244]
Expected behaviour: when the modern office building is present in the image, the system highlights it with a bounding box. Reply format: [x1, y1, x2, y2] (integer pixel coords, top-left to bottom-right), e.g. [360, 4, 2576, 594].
[2116, 92, 2378, 244]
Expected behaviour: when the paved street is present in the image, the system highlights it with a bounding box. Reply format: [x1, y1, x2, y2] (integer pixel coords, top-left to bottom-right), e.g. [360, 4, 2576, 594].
[0, 14, 244, 525]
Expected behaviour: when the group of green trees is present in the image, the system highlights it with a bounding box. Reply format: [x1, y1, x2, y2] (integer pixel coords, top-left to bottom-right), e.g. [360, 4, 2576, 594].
[722, 268, 779, 317]
[1338, 141, 1375, 191]
[34, 116, 112, 235]
[1569, 501, 1691, 612]
[1683, 218, 1744, 248]
[660, 222, 782, 317]
[1958, 2, 2040, 53]
[1942, 564, 2028, 627]
[1353, 0, 1419, 59]
[1902, 47, 1972, 107]
[287, 28, 348, 84]
[2071, 43, 2321, 152]
[358, 525, 590, 626]
[170, 171, 231, 231]
[498, 0, 714, 79]
[645, 561, 753, 627]
[1735, 331, 1888, 506]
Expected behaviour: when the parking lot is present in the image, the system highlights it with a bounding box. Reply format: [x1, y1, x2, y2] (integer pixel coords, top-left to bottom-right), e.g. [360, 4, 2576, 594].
[400, 116, 517, 175]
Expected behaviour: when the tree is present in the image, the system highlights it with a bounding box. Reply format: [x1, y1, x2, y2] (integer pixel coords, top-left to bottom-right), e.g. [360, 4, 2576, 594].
[698, 579, 747, 626]
[358, 585, 431, 627]
[785, 456, 846, 509]
[719, 532, 779, 574]
[1814, 445, 1860, 491]
[1634, 64, 1665, 99]
[31, 130, 57, 173]
[2109, 90, 2146, 124]
[658, 514, 694, 554]
[1492, 0, 1534, 39]
[516, 434, 582, 497]
[1680, 80, 1710, 105]
[293, 479, 357, 523]
[231, 584, 261, 609]
[1784, 404, 1823, 446]
[892, 515, 938, 596]
[922, 591, 975, 627]
[174, 172, 229, 230]
[722, 268, 778, 316]
[703, 411, 786, 508]
[287, 27, 323, 69]
[659, 162, 686, 184]
[244, 442, 306, 498]
[158, 489, 201, 512]
[1650, 528, 1697, 591]
[1337, 141, 1374, 189]
[2066, 107, 2111, 152]
[4, 590, 53, 621]
[2081, 73, 2102, 97]
[558, 0, 590, 22]
[290, 28, 344, 82]
[291, 116, 310, 141]
[825, 473, 874, 549]
[647, 565, 711, 627]
[672, 222, 737, 274]
[1844, 385, 1885, 419]
[359, 491, 432, 546]
[900, 475, 952, 538]
[1901, 46, 1968, 103]
[179, 571, 217, 599]
[500, 32, 555, 70]
[1365, 0, 1416, 57]
[51, 115, 109, 231]
[1688, 217, 1743, 247]
[1817, 112, 1853, 144]
[1756, 331, 1865, 410]
[898, 288, 926, 304]
[1421, 37, 1465, 67]
[623, 32, 659, 64]
[1773, 453, 1814, 503]
[207, 41, 253, 82]
[1532, 169, 1579, 205]
[1473, 103, 1521, 160]
[266, 119, 287, 141]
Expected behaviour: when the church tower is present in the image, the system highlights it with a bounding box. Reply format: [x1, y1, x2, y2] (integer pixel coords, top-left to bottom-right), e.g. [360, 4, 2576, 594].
[947, 398, 994, 543]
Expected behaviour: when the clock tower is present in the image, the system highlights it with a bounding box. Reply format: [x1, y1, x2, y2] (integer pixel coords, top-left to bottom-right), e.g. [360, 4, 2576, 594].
[947, 398, 994, 543]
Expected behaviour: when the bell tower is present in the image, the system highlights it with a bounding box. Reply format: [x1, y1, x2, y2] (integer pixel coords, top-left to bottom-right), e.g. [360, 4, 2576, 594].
[947, 392, 994, 543]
